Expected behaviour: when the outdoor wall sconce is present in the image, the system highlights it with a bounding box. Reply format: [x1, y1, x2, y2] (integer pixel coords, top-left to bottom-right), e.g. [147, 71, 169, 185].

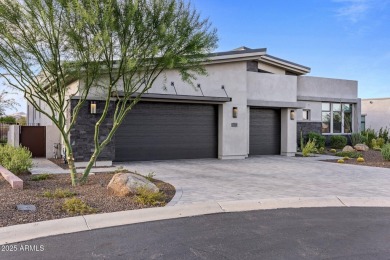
[290, 109, 295, 120]
[90, 101, 97, 114]
[233, 107, 238, 118]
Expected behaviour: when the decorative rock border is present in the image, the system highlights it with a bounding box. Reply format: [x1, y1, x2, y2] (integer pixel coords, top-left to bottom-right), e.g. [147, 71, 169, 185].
[0, 165, 23, 189]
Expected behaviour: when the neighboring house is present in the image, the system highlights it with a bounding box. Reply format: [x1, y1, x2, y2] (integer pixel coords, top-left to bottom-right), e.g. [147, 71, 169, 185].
[27, 47, 360, 166]
[361, 98, 390, 132]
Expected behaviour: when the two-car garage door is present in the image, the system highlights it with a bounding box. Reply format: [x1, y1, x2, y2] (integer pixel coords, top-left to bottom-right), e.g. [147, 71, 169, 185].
[115, 102, 218, 161]
[115, 103, 281, 161]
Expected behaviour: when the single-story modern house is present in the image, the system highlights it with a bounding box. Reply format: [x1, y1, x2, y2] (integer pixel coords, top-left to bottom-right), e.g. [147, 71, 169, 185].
[361, 97, 390, 132]
[26, 47, 361, 166]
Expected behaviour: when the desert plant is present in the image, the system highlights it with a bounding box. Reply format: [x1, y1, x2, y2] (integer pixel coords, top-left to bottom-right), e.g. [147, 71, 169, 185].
[378, 127, 389, 144]
[43, 189, 76, 198]
[381, 144, 390, 161]
[337, 159, 344, 163]
[335, 151, 362, 158]
[330, 135, 347, 149]
[318, 147, 325, 154]
[145, 172, 156, 182]
[31, 174, 52, 181]
[330, 149, 337, 153]
[343, 156, 350, 160]
[307, 132, 325, 148]
[62, 198, 97, 215]
[361, 128, 377, 148]
[351, 132, 362, 146]
[0, 145, 32, 174]
[360, 135, 368, 145]
[302, 139, 316, 157]
[376, 138, 385, 148]
[135, 186, 166, 206]
[357, 157, 365, 163]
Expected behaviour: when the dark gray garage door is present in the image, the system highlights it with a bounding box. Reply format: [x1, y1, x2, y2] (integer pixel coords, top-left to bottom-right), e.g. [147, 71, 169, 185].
[115, 102, 218, 161]
[250, 108, 281, 155]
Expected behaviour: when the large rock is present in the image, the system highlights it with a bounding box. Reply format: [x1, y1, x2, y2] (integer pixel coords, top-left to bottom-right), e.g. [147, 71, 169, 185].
[342, 145, 355, 152]
[354, 143, 369, 152]
[107, 173, 159, 197]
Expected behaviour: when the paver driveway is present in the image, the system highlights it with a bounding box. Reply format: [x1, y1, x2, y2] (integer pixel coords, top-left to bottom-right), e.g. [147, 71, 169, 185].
[117, 155, 390, 205]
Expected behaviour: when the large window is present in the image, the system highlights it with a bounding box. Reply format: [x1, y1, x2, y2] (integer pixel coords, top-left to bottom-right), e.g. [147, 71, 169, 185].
[322, 102, 353, 134]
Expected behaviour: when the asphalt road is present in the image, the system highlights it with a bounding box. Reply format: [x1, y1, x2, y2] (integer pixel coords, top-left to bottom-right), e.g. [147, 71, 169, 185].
[2, 207, 390, 260]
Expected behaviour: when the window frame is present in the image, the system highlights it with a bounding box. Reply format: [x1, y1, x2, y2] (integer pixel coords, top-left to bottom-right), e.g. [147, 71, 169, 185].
[302, 109, 310, 121]
[322, 102, 354, 134]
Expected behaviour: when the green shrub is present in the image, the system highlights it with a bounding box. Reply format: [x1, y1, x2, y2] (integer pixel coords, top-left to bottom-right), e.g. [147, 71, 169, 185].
[302, 138, 316, 157]
[343, 156, 350, 160]
[335, 151, 362, 158]
[307, 132, 325, 148]
[351, 132, 362, 146]
[62, 198, 97, 215]
[330, 149, 337, 153]
[0, 145, 32, 174]
[360, 135, 367, 145]
[381, 144, 390, 161]
[318, 147, 325, 154]
[43, 188, 76, 198]
[145, 172, 156, 182]
[135, 186, 166, 206]
[378, 127, 389, 144]
[376, 138, 385, 148]
[330, 135, 347, 149]
[361, 128, 377, 148]
[31, 174, 52, 181]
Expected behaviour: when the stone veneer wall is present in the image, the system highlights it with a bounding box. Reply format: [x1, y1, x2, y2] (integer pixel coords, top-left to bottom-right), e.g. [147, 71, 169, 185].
[297, 121, 352, 146]
[70, 100, 115, 162]
[297, 121, 322, 145]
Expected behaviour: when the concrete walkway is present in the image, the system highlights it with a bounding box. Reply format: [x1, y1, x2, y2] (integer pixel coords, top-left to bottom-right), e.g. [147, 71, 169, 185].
[31, 158, 117, 174]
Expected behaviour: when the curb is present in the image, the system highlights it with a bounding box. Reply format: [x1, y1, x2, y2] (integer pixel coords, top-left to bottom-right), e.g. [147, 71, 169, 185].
[1, 196, 390, 245]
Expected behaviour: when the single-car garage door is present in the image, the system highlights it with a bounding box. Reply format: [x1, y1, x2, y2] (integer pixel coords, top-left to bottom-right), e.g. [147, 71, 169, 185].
[115, 102, 218, 161]
[250, 108, 281, 155]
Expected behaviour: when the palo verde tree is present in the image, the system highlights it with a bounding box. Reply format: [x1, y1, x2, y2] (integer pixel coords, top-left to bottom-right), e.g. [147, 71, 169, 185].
[0, 0, 217, 186]
[0, 90, 19, 116]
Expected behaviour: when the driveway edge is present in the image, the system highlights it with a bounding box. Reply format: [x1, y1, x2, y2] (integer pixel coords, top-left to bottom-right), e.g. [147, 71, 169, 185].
[2, 196, 390, 245]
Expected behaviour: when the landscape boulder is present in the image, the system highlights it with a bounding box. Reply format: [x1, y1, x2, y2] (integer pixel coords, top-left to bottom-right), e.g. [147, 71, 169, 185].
[107, 172, 159, 197]
[354, 144, 369, 152]
[342, 145, 355, 152]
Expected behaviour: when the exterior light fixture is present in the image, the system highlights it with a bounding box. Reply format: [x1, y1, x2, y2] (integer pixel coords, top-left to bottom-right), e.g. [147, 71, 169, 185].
[290, 109, 295, 120]
[233, 107, 238, 118]
[90, 101, 97, 114]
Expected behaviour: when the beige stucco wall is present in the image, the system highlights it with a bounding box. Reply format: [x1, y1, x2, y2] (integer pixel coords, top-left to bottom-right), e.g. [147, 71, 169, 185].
[7, 125, 20, 147]
[297, 76, 358, 99]
[247, 72, 297, 102]
[362, 98, 390, 131]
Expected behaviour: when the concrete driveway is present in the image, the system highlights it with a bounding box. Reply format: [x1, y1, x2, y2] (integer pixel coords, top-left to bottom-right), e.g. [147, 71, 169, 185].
[117, 155, 390, 205]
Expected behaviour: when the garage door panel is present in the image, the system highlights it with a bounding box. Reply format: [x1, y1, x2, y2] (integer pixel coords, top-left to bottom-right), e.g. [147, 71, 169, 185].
[250, 108, 281, 155]
[115, 102, 218, 161]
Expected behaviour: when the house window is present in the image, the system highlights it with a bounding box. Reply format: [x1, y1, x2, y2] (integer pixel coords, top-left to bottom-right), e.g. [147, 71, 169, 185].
[322, 103, 330, 133]
[361, 115, 366, 131]
[302, 109, 310, 120]
[322, 102, 353, 134]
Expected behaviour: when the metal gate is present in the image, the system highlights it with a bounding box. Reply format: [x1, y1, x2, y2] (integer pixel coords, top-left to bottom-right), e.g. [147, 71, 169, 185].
[20, 126, 46, 157]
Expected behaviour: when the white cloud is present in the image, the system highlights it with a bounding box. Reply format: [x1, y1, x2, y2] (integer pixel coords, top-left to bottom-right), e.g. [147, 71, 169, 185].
[334, 0, 371, 23]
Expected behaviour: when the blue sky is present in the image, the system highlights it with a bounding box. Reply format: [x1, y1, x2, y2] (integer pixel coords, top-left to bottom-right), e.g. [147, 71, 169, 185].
[192, 0, 390, 96]
[2, 0, 390, 114]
